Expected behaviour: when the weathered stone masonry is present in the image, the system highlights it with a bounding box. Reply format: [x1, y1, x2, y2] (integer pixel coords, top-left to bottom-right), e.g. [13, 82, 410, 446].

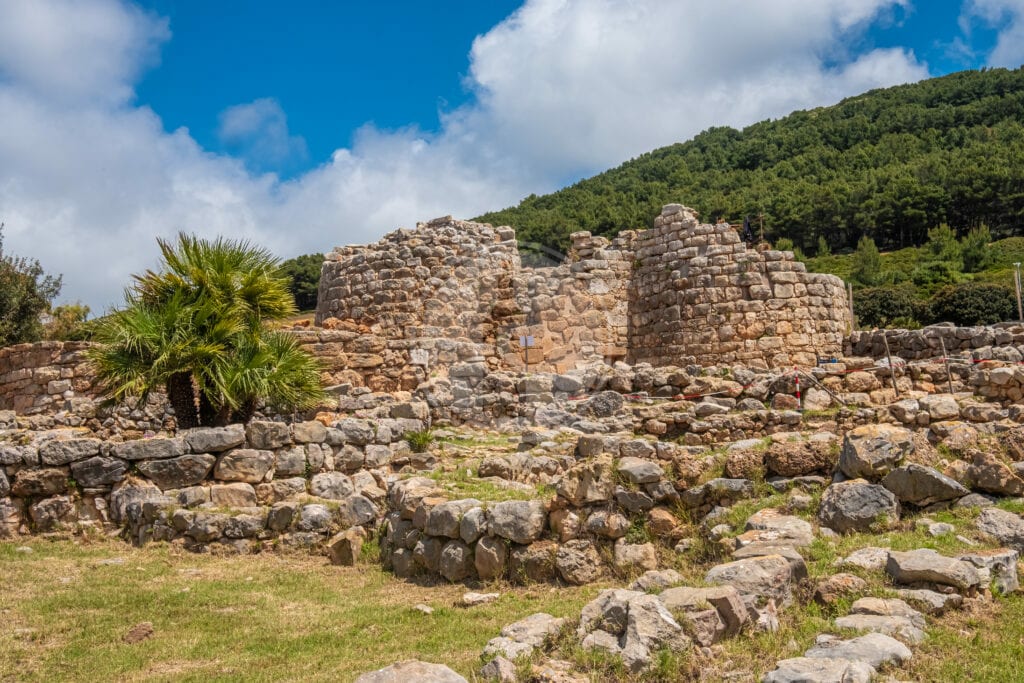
[315, 203, 850, 382]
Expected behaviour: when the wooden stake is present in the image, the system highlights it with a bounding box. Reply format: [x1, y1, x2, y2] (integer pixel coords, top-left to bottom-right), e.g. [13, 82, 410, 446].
[882, 332, 900, 398]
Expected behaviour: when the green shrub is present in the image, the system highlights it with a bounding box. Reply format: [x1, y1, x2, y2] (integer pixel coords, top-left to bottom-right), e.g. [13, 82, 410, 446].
[927, 282, 1016, 326]
[854, 286, 920, 328]
[407, 430, 434, 453]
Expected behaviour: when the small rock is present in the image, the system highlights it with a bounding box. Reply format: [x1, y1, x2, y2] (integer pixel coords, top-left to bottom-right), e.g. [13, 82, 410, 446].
[413, 604, 434, 615]
[839, 547, 890, 572]
[813, 573, 867, 605]
[886, 549, 982, 592]
[462, 592, 500, 607]
[354, 660, 467, 683]
[804, 632, 912, 670]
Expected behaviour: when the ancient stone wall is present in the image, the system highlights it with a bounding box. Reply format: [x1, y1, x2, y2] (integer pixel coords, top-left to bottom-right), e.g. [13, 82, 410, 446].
[627, 205, 849, 368]
[847, 323, 1024, 360]
[0, 341, 98, 414]
[315, 203, 851, 379]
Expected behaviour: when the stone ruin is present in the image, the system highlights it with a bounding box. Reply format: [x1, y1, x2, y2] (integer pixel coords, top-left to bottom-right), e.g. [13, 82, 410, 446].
[314, 203, 850, 388]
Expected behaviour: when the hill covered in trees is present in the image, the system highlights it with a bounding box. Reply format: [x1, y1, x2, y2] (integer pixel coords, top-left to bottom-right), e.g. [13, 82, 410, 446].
[476, 68, 1024, 257]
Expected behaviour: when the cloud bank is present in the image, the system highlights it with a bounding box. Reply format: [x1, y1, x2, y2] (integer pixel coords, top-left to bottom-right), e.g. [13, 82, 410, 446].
[0, 0, 951, 311]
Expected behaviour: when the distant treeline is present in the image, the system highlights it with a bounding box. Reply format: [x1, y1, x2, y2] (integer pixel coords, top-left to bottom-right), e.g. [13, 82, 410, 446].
[476, 68, 1024, 256]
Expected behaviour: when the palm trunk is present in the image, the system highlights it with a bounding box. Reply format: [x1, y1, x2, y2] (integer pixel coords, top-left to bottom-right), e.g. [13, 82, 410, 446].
[166, 372, 198, 430]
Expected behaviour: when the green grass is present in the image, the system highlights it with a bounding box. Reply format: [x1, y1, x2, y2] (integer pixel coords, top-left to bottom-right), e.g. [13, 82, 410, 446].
[0, 539, 599, 682]
[424, 467, 554, 502]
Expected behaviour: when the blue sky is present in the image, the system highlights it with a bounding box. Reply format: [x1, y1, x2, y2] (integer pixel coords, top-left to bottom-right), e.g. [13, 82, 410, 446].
[1, 0, 1023, 311]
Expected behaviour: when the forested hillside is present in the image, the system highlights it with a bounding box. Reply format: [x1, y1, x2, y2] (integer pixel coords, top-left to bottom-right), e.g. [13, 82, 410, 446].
[476, 68, 1024, 256]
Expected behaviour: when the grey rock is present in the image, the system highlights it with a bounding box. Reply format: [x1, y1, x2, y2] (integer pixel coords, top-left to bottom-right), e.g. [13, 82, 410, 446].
[110, 437, 186, 461]
[620, 593, 690, 673]
[483, 612, 565, 661]
[245, 421, 291, 449]
[479, 656, 516, 683]
[886, 549, 983, 591]
[459, 506, 487, 544]
[578, 391, 624, 418]
[333, 418, 375, 446]
[838, 424, 913, 480]
[762, 657, 873, 683]
[834, 614, 926, 645]
[895, 588, 963, 615]
[660, 585, 749, 636]
[882, 464, 968, 506]
[585, 510, 629, 539]
[556, 454, 615, 505]
[109, 478, 167, 525]
[976, 507, 1024, 551]
[187, 511, 228, 542]
[959, 548, 1020, 594]
[475, 535, 508, 580]
[214, 449, 274, 483]
[267, 502, 297, 531]
[839, 546, 891, 571]
[919, 393, 960, 421]
[818, 480, 899, 534]
[223, 512, 267, 539]
[438, 540, 474, 582]
[274, 446, 307, 477]
[705, 554, 797, 607]
[616, 457, 664, 485]
[488, 500, 547, 544]
[136, 453, 216, 490]
[310, 472, 355, 500]
[334, 494, 377, 528]
[183, 425, 245, 453]
[425, 499, 481, 539]
[0, 469, 7, 498]
[30, 495, 77, 531]
[629, 569, 683, 593]
[354, 660, 467, 683]
[297, 504, 332, 532]
[804, 632, 911, 670]
[38, 438, 102, 466]
[70, 456, 127, 488]
[556, 539, 602, 585]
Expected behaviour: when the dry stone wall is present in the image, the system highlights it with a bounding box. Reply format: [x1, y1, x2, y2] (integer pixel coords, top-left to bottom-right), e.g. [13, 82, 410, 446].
[628, 205, 849, 368]
[315, 203, 850, 381]
[0, 341, 97, 414]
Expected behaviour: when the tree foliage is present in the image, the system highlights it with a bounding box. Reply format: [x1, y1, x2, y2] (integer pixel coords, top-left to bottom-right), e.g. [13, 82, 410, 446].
[928, 282, 1016, 326]
[475, 68, 1024, 256]
[44, 303, 93, 341]
[279, 253, 323, 311]
[89, 234, 324, 428]
[0, 225, 62, 347]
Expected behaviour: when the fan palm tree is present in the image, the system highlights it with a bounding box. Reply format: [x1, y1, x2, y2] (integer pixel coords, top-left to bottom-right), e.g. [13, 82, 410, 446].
[89, 233, 324, 428]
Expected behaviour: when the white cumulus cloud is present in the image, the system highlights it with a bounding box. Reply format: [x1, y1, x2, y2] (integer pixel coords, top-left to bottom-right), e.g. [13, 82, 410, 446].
[0, 0, 930, 312]
[966, 0, 1024, 67]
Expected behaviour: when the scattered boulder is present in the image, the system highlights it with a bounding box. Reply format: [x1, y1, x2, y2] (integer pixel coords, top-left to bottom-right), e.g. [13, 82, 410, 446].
[838, 424, 913, 480]
[881, 464, 968, 506]
[803, 632, 912, 670]
[886, 549, 983, 592]
[705, 554, 798, 607]
[966, 451, 1024, 497]
[976, 508, 1024, 551]
[959, 548, 1020, 594]
[484, 612, 565, 661]
[813, 573, 868, 605]
[762, 656, 873, 683]
[818, 480, 900, 533]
